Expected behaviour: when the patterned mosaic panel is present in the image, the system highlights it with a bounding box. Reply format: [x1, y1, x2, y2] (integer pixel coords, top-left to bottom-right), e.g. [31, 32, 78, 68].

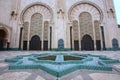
[94, 20, 100, 40]
[79, 12, 93, 39]
[44, 21, 49, 40]
[23, 22, 29, 40]
[30, 13, 43, 39]
[73, 20, 79, 40]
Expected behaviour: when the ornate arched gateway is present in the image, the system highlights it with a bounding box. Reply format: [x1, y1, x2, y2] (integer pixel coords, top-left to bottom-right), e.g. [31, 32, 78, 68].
[69, 2, 103, 51]
[21, 3, 53, 50]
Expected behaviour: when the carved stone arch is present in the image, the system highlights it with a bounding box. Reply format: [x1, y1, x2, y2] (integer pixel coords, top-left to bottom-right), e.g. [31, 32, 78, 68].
[68, 1, 103, 23]
[20, 2, 53, 23]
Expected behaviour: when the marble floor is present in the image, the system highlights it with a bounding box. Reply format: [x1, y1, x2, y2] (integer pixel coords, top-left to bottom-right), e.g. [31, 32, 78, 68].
[0, 51, 120, 80]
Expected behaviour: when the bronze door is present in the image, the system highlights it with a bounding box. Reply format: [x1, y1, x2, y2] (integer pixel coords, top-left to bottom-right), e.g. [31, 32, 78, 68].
[29, 35, 41, 50]
[81, 35, 94, 50]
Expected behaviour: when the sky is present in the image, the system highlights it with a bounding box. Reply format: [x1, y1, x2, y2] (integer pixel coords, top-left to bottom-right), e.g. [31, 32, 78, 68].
[114, 0, 120, 24]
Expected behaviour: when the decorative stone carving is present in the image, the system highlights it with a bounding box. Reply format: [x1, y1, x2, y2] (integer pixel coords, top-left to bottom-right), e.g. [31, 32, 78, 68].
[73, 20, 79, 40]
[23, 22, 29, 40]
[30, 13, 43, 39]
[22, 4, 52, 22]
[94, 20, 100, 40]
[79, 12, 93, 39]
[69, 3, 102, 22]
[44, 21, 49, 40]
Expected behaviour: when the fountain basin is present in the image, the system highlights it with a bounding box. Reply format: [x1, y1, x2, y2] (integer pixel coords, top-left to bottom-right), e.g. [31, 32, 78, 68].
[5, 53, 119, 77]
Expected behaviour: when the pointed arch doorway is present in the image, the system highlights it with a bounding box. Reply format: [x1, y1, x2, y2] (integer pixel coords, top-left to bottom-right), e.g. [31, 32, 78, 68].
[81, 35, 94, 50]
[29, 35, 41, 50]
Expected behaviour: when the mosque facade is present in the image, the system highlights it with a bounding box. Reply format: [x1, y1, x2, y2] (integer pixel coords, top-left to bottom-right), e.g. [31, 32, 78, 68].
[0, 0, 120, 51]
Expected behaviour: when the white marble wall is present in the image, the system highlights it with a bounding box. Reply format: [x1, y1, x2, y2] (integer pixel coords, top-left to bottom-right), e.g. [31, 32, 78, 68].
[0, 0, 119, 49]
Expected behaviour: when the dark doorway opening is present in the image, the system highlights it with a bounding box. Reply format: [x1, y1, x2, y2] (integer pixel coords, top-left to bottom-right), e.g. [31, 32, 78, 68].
[0, 30, 7, 50]
[81, 35, 94, 50]
[43, 41, 48, 50]
[74, 40, 79, 51]
[96, 40, 101, 50]
[23, 41, 27, 50]
[29, 35, 41, 50]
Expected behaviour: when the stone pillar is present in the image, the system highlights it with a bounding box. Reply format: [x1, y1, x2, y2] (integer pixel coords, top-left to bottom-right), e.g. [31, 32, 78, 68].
[70, 26, 72, 50]
[19, 27, 23, 50]
[27, 22, 30, 50]
[7, 42, 10, 50]
[50, 27, 52, 50]
[43, 21, 49, 50]
[22, 22, 29, 50]
[101, 26, 106, 50]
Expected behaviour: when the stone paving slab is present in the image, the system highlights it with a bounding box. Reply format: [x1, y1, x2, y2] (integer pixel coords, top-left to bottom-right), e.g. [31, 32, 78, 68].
[71, 75, 83, 80]
[0, 63, 8, 68]
[114, 64, 120, 69]
[0, 72, 31, 80]
[89, 73, 120, 80]
[36, 76, 45, 80]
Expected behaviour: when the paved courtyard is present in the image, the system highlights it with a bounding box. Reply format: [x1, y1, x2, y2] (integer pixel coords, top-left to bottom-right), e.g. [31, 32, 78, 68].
[0, 51, 120, 80]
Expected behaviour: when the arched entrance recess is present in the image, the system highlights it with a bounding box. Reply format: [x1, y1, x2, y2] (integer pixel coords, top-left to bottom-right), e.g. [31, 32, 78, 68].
[21, 3, 53, 50]
[69, 2, 103, 51]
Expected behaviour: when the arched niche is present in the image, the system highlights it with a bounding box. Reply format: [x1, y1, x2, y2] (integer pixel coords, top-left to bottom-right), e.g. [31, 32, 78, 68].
[112, 38, 119, 49]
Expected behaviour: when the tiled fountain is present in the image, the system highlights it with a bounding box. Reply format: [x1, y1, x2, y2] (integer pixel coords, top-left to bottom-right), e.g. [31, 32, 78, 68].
[5, 53, 119, 77]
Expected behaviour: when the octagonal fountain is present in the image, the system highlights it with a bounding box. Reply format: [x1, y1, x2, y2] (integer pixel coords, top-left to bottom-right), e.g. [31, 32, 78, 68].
[5, 53, 119, 77]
